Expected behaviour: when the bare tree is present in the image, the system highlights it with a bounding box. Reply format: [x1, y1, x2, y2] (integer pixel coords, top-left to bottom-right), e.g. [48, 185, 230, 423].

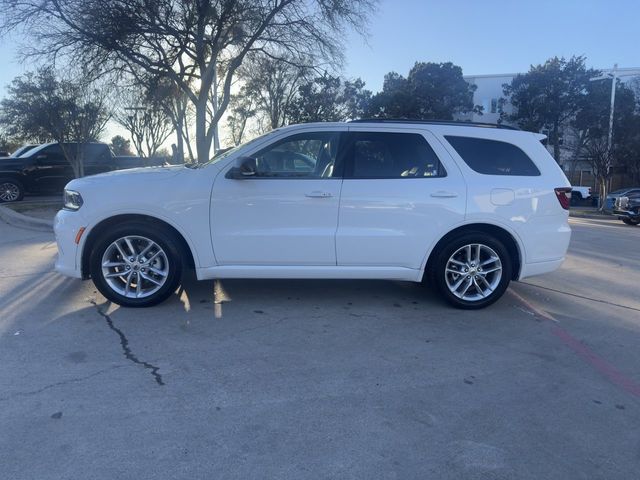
[226, 89, 257, 146]
[114, 86, 173, 158]
[583, 134, 613, 209]
[146, 75, 196, 163]
[1, 0, 376, 163]
[240, 54, 311, 131]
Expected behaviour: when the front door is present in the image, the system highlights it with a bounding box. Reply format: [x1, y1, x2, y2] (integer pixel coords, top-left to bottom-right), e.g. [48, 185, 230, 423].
[211, 129, 345, 266]
[31, 144, 74, 192]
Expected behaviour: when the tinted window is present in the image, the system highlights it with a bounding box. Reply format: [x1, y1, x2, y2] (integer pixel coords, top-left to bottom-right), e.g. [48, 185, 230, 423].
[345, 132, 445, 179]
[445, 136, 540, 176]
[251, 132, 341, 178]
[43, 144, 64, 156]
[83, 144, 111, 164]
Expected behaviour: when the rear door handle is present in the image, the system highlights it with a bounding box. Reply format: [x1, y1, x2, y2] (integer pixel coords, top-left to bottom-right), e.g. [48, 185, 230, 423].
[305, 191, 333, 198]
[430, 191, 458, 198]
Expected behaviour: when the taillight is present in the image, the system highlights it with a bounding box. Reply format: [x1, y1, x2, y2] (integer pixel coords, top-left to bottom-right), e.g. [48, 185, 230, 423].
[554, 187, 571, 210]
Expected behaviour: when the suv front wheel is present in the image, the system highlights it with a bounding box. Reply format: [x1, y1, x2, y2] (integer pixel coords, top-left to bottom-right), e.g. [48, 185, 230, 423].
[431, 232, 512, 309]
[89, 222, 183, 307]
[0, 178, 24, 203]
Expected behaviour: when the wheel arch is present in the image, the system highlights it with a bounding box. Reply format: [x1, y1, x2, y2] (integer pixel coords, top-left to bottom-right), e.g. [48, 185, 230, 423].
[80, 213, 196, 279]
[423, 223, 523, 282]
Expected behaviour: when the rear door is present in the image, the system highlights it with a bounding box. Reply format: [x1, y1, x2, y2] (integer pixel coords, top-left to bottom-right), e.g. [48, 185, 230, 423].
[84, 144, 114, 176]
[336, 127, 466, 269]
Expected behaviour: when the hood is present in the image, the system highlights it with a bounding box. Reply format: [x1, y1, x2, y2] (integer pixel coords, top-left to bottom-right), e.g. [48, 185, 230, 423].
[68, 164, 185, 188]
[0, 157, 26, 168]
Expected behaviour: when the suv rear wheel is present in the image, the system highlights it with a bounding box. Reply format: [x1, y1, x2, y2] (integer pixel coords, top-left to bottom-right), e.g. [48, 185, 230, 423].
[430, 232, 512, 309]
[89, 222, 183, 307]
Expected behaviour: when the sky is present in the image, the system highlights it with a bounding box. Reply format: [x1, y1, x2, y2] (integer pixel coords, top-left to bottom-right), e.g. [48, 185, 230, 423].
[0, 0, 638, 143]
[343, 0, 639, 91]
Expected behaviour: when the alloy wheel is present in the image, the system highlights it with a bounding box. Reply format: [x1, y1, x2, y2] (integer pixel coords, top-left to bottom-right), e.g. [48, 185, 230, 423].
[0, 182, 20, 202]
[101, 235, 170, 299]
[444, 243, 503, 302]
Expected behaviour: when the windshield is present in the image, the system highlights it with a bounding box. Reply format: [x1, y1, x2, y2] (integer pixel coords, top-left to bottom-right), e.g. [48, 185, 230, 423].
[18, 143, 53, 157]
[201, 131, 276, 167]
[11, 145, 37, 157]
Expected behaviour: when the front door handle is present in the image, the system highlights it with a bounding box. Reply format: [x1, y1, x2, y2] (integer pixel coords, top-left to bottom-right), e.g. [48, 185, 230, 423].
[430, 191, 458, 198]
[305, 191, 333, 198]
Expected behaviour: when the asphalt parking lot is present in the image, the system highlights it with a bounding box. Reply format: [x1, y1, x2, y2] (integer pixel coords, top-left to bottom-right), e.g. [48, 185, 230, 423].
[1, 216, 639, 479]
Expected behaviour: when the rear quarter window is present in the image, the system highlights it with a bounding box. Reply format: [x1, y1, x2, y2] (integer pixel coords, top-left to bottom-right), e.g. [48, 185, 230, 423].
[445, 136, 541, 176]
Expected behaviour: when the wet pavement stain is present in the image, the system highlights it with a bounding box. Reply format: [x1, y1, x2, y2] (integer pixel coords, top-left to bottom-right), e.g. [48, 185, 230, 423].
[90, 300, 165, 386]
[66, 351, 87, 363]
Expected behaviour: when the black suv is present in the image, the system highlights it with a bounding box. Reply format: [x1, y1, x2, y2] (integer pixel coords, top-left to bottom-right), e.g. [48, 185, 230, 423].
[614, 192, 640, 225]
[0, 142, 154, 202]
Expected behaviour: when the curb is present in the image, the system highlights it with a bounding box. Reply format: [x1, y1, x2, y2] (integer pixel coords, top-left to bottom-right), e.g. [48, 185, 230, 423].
[0, 205, 54, 232]
[569, 211, 615, 221]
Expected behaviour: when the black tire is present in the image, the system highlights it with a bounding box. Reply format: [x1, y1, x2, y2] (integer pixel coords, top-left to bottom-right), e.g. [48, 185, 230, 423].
[429, 232, 512, 309]
[622, 218, 640, 226]
[89, 221, 183, 307]
[0, 178, 25, 203]
[570, 193, 582, 205]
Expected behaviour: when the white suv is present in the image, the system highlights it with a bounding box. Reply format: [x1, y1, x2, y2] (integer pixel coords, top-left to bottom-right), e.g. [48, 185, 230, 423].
[54, 120, 572, 309]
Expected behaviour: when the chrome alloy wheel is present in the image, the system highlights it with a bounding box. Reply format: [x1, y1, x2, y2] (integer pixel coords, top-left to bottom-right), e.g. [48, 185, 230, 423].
[444, 243, 503, 302]
[101, 235, 169, 299]
[0, 182, 20, 202]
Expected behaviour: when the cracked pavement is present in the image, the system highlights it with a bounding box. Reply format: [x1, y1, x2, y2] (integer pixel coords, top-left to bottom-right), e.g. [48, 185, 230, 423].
[0, 216, 639, 479]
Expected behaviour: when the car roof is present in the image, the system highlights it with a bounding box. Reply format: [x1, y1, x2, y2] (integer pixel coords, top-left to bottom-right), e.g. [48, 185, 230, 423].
[281, 120, 544, 141]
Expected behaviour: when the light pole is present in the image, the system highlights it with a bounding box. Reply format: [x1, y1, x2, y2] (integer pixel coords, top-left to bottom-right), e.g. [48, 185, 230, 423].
[589, 64, 636, 205]
[589, 64, 618, 154]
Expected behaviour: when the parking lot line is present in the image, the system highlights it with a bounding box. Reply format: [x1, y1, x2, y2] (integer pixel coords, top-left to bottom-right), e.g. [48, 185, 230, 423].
[509, 288, 640, 399]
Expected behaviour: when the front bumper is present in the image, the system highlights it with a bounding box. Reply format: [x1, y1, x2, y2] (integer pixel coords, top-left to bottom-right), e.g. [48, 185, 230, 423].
[613, 209, 640, 220]
[53, 209, 84, 279]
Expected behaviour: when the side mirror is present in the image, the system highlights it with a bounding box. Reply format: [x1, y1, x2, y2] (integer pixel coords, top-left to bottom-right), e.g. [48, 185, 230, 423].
[228, 156, 257, 179]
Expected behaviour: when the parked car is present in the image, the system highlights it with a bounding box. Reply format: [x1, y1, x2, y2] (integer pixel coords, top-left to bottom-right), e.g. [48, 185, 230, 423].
[570, 185, 591, 205]
[613, 192, 640, 225]
[54, 120, 572, 309]
[605, 187, 640, 211]
[0, 150, 9, 157]
[0, 142, 156, 202]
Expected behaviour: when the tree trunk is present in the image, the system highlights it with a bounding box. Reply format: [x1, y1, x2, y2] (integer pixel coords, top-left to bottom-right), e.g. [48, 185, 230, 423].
[175, 122, 184, 163]
[598, 176, 607, 211]
[552, 122, 561, 164]
[211, 67, 221, 153]
[195, 96, 211, 164]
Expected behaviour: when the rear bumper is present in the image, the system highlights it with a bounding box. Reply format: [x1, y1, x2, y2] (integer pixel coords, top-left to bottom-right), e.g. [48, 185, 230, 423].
[518, 258, 565, 280]
[53, 210, 83, 279]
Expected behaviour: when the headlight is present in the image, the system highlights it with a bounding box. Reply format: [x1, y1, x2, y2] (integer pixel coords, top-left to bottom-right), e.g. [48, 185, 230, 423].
[63, 189, 83, 211]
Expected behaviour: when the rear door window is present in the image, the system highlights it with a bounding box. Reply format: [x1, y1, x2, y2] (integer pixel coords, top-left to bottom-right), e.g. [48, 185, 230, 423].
[445, 136, 540, 176]
[344, 132, 446, 179]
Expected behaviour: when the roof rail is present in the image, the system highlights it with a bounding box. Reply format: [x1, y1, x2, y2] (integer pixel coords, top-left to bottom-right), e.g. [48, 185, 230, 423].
[348, 118, 520, 130]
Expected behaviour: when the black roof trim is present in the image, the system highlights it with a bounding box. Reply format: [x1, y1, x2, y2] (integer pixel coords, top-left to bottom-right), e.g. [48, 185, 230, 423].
[348, 119, 520, 130]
